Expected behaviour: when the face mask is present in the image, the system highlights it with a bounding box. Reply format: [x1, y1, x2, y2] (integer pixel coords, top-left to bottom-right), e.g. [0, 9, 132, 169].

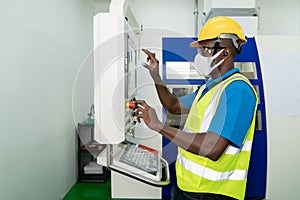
[193, 49, 225, 78]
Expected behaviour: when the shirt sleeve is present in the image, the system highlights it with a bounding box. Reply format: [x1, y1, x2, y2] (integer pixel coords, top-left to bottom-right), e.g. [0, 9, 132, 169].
[179, 90, 198, 110]
[207, 81, 257, 148]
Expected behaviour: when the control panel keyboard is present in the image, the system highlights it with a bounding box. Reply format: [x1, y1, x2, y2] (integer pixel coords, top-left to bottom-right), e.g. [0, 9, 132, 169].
[119, 143, 159, 175]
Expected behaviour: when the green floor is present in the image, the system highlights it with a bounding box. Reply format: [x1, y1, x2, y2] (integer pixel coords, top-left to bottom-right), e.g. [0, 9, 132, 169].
[63, 178, 113, 200]
[63, 176, 164, 200]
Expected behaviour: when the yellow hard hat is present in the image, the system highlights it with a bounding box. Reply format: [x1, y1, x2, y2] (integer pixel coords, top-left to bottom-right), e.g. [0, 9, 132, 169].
[190, 16, 247, 48]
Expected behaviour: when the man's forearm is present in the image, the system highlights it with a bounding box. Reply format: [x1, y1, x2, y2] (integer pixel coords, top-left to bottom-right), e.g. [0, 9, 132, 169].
[154, 123, 205, 156]
[153, 123, 228, 161]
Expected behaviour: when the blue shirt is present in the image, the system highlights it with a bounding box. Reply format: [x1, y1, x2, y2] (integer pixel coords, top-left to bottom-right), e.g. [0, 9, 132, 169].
[179, 68, 256, 147]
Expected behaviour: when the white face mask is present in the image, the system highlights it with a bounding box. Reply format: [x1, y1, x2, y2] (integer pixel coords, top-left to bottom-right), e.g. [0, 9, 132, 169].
[193, 49, 225, 78]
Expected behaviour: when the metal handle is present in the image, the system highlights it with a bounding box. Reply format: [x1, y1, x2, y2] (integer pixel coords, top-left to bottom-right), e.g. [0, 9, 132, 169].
[108, 156, 171, 187]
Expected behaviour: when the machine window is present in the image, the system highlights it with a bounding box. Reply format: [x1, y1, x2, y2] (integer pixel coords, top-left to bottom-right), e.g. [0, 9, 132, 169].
[166, 62, 204, 79]
[234, 62, 257, 79]
[253, 85, 260, 104]
[166, 61, 258, 80]
[166, 85, 198, 128]
[255, 110, 262, 131]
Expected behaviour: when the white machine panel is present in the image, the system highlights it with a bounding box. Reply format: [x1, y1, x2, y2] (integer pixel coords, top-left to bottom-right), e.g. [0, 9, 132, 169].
[93, 0, 169, 199]
[256, 36, 300, 200]
[94, 11, 125, 144]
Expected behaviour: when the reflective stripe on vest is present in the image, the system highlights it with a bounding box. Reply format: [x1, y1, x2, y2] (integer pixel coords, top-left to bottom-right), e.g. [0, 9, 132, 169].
[177, 151, 248, 181]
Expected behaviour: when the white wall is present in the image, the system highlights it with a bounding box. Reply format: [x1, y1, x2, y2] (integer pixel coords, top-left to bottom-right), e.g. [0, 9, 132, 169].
[131, 0, 197, 37]
[0, 0, 95, 199]
[256, 0, 300, 35]
[94, 0, 111, 13]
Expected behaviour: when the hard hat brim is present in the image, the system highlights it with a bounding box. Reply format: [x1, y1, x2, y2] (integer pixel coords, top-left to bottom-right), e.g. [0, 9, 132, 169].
[189, 41, 199, 48]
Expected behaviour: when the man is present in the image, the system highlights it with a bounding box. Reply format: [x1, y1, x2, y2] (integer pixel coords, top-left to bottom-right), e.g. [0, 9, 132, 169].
[135, 16, 258, 200]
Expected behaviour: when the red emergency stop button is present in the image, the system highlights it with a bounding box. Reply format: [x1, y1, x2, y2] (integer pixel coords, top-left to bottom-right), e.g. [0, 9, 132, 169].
[125, 101, 136, 109]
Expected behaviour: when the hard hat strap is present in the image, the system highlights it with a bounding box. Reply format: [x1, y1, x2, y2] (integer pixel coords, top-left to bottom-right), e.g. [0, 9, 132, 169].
[211, 38, 227, 56]
[219, 34, 240, 51]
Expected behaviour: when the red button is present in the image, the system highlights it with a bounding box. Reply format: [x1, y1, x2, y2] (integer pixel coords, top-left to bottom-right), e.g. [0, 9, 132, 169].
[125, 101, 136, 109]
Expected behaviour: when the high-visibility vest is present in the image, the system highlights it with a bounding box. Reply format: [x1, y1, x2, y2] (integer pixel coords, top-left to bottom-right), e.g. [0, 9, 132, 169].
[176, 73, 258, 200]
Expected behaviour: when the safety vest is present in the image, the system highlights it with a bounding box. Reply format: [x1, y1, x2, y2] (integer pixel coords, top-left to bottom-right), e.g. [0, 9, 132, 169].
[176, 73, 258, 200]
